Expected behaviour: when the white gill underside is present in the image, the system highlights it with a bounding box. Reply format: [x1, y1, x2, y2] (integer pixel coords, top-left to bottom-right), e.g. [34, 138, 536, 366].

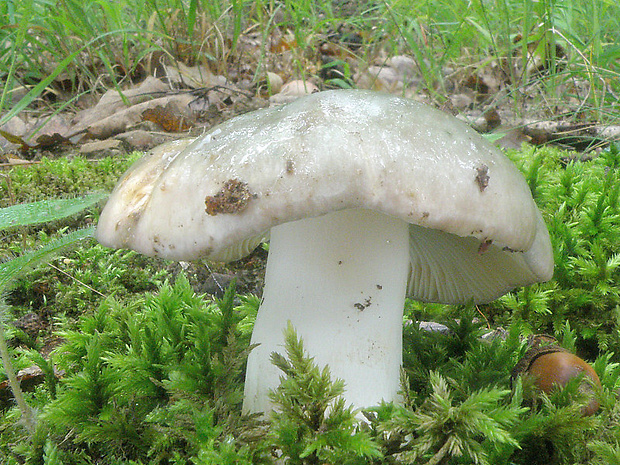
[407, 223, 541, 304]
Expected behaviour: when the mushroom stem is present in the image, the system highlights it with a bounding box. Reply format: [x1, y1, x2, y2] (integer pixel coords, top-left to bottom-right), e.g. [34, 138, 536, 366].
[243, 208, 410, 414]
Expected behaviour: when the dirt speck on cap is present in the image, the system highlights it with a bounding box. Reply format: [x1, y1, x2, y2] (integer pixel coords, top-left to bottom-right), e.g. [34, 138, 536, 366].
[205, 179, 257, 215]
[475, 164, 490, 191]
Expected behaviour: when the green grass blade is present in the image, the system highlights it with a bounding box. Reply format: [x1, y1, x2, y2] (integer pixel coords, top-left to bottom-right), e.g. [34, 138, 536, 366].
[0, 29, 157, 126]
[0, 0, 34, 114]
[0, 46, 83, 126]
[0, 226, 95, 292]
[0, 193, 107, 231]
[187, 0, 198, 36]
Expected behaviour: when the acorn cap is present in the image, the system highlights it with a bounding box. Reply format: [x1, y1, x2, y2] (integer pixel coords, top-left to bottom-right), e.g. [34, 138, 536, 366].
[511, 334, 564, 382]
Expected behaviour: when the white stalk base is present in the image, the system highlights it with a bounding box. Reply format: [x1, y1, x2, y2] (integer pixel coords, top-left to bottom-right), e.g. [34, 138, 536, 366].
[243, 208, 410, 414]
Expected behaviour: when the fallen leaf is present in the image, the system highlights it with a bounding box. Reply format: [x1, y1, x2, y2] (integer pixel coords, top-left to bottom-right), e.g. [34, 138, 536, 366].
[34, 133, 73, 150]
[0, 129, 31, 152]
[71, 77, 169, 131]
[142, 105, 193, 132]
[85, 93, 196, 139]
[522, 120, 620, 150]
[270, 34, 298, 53]
[269, 80, 319, 105]
[164, 62, 225, 89]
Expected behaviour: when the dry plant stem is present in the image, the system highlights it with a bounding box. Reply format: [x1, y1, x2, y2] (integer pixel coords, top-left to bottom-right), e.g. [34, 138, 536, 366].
[47, 262, 106, 297]
[1, 173, 28, 250]
[1, 174, 15, 205]
[475, 305, 491, 329]
[424, 440, 451, 465]
[0, 321, 36, 432]
[0, 161, 42, 169]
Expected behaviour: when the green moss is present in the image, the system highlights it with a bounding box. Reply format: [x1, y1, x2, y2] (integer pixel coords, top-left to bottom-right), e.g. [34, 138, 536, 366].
[2, 144, 620, 463]
[494, 144, 620, 355]
[0, 155, 137, 207]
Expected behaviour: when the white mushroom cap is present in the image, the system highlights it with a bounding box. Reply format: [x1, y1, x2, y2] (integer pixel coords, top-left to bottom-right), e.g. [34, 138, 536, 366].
[97, 89, 552, 305]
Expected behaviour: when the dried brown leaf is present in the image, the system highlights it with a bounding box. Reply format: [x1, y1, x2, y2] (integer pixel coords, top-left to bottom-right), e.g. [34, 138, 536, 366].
[0, 129, 31, 152]
[142, 105, 194, 132]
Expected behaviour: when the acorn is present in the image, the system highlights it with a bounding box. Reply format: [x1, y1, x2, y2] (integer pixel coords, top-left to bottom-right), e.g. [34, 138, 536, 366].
[512, 335, 601, 416]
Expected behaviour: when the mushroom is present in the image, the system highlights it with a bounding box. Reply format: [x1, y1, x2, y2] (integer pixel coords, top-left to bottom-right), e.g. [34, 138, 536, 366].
[96, 90, 553, 414]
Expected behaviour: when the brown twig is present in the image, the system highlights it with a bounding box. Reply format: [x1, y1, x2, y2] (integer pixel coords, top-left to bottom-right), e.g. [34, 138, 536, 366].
[0, 160, 41, 170]
[475, 305, 491, 329]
